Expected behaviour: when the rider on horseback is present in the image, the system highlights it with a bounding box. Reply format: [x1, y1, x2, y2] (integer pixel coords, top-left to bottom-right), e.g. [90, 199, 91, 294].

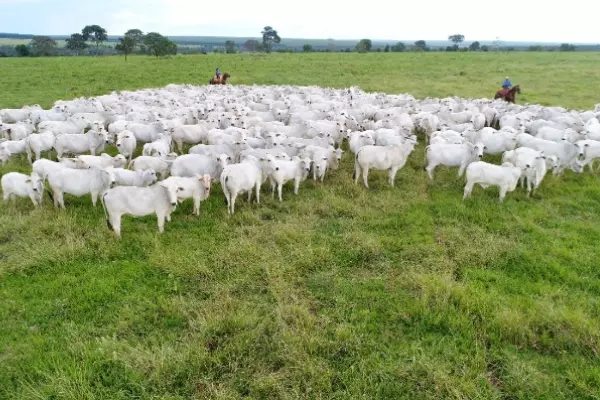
[502, 76, 512, 89]
[215, 68, 221, 80]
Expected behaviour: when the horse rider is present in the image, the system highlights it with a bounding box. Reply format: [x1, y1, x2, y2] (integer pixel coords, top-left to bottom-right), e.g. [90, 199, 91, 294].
[215, 68, 221, 81]
[502, 76, 512, 90]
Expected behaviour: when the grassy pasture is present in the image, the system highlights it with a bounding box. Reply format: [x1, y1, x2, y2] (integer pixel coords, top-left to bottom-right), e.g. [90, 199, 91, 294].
[1, 53, 600, 399]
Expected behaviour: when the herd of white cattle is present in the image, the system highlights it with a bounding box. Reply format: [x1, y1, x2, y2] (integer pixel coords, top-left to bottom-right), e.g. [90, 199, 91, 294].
[1, 83, 600, 237]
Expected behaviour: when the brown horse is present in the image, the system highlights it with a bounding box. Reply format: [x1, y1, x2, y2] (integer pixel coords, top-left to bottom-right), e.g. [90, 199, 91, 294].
[494, 84, 521, 103]
[209, 72, 230, 85]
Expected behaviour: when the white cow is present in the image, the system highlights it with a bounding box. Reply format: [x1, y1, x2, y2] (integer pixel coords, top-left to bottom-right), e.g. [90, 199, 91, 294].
[170, 153, 229, 179]
[300, 145, 332, 182]
[1, 171, 44, 207]
[354, 140, 417, 188]
[574, 139, 600, 171]
[32, 158, 90, 180]
[108, 167, 158, 187]
[478, 130, 518, 155]
[161, 174, 212, 215]
[520, 137, 579, 175]
[47, 166, 117, 208]
[171, 125, 212, 152]
[470, 113, 486, 130]
[128, 122, 164, 143]
[38, 117, 89, 135]
[537, 127, 580, 143]
[78, 153, 128, 169]
[425, 141, 485, 180]
[100, 181, 180, 237]
[0, 122, 29, 141]
[220, 154, 264, 215]
[142, 134, 172, 157]
[261, 155, 312, 201]
[463, 161, 524, 202]
[53, 130, 109, 158]
[25, 132, 55, 163]
[188, 142, 245, 160]
[502, 147, 553, 196]
[0, 139, 28, 159]
[129, 154, 176, 180]
[116, 130, 138, 162]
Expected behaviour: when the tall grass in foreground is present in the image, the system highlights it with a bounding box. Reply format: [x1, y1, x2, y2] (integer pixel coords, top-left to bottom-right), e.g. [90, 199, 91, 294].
[0, 53, 599, 398]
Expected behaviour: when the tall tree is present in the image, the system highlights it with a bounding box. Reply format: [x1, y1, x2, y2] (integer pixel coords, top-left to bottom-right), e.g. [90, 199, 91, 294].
[413, 40, 428, 51]
[384, 44, 390, 52]
[243, 39, 261, 52]
[65, 33, 87, 56]
[391, 42, 406, 52]
[559, 43, 576, 51]
[225, 40, 236, 54]
[30, 35, 57, 56]
[303, 44, 313, 52]
[261, 26, 281, 53]
[355, 39, 372, 53]
[15, 44, 30, 57]
[448, 34, 465, 45]
[469, 41, 481, 51]
[326, 38, 336, 52]
[125, 29, 144, 43]
[143, 32, 177, 57]
[115, 35, 136, 60]
[81, 25, 108, 54]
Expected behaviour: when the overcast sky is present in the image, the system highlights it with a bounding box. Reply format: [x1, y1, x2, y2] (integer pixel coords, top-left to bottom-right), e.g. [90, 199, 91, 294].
[1, 0, 599, 43]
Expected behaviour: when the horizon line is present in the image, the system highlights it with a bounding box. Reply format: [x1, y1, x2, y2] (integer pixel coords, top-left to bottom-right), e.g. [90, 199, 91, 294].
[1, 32, 599, 45]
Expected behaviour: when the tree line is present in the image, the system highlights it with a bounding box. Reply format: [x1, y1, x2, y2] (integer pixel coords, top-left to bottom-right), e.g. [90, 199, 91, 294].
[10, 25, 178, 58]
[1, 26, 584, 58]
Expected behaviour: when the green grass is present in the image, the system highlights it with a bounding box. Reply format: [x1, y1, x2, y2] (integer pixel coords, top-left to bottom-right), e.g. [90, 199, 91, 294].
[1, 53, 600, 399]
[1, 52, 599, 110]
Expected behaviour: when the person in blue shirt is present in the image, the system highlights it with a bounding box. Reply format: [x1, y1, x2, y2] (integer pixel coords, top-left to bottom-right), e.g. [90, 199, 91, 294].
[502, 76, 512, 89]
[215, 68, 221, 80]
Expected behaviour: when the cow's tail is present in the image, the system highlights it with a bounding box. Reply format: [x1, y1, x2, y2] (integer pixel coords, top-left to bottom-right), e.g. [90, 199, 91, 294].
[25, 136, 33, 164]
[101, 191, 112, 231]
[222, 175, 230, 205]
[353, 149, 362, 180]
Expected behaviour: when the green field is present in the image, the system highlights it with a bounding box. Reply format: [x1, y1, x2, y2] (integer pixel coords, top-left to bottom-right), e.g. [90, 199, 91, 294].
[1, 53, 600, 399]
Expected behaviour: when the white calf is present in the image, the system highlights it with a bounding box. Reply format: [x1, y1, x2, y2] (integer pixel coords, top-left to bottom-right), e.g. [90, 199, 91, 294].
[0, 139, 28, 159]
[354, 140, 417, 188]
[161, 174, 212, 215]
[261, 155, 312, 201]
[116, 130, 138, 162]
[1, 171, 44, 207]
[32, 158, 90, 180]
[348, 131, 375, 154]
[170, 153, 229, 180]
[101, 182, 179, 237]
[463, 161, 524, 202]
[425, 141, 485, 180]
[47, 166, 116, 208]
[109, 168, 158, 187]
[78, 153, 128, 169]
[26, 132, 55, 162]
[502, 147, 551, 196]
[220, 154, 263, 215]
[129, 154, 175, 180]
[574, 139, 600, 171]
[54, 130, 109, 158]
[142, 135, 172, 158]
